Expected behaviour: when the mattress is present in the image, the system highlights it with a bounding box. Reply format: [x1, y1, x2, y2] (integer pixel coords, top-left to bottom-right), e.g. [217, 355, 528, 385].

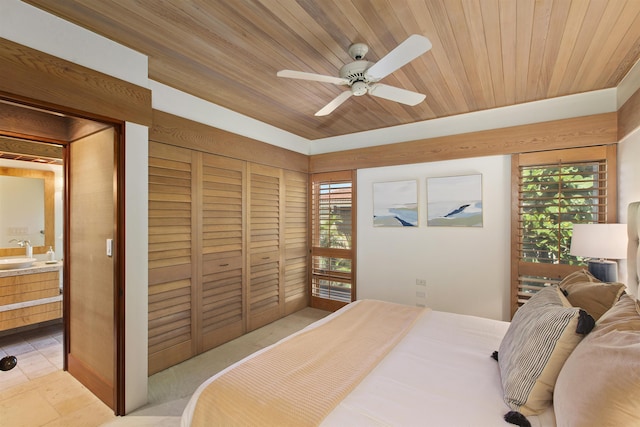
[181, 301, 556, 426]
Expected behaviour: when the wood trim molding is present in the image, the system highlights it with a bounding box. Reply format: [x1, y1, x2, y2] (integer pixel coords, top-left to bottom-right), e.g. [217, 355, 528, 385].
[0, 101, 68, 142]
[150, 110, 308, 173]
[0, 102, 115, 145]
[310, 113, 618, 173]
[618, 86, 640, 141]
[0, 37, 151, 126]
[0, 136, 64, 158]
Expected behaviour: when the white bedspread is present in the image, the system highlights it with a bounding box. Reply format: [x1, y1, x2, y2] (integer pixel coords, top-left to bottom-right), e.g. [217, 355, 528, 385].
[182, 302, 557, 426]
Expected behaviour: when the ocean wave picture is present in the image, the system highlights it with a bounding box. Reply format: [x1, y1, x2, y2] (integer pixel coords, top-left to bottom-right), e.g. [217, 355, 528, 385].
[373, 180, 418, 227]
[427, 174, 483, 227]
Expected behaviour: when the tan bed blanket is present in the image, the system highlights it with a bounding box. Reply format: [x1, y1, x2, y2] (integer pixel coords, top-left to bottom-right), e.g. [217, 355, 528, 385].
[190, 300, 427, 426]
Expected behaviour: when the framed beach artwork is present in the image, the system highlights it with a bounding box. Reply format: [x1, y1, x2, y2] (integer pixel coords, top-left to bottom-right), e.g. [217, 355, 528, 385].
[426, 174, 483, 227]
[373, 180, 418, 227]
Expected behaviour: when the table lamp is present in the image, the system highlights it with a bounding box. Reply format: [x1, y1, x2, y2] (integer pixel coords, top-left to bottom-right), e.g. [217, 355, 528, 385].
[569, 223, 627, 282]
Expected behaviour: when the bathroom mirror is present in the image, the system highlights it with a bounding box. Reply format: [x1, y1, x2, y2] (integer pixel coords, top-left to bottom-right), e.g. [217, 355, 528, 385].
[0, 167, 54, 257]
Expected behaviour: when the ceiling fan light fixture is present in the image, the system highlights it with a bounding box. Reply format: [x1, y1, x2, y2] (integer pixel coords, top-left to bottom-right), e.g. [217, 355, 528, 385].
[277, 34, 431, 115]
[351, 81, 368, 96]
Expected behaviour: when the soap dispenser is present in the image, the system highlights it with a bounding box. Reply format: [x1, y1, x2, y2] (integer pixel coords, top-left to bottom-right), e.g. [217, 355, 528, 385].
[47, 246, 55, 262]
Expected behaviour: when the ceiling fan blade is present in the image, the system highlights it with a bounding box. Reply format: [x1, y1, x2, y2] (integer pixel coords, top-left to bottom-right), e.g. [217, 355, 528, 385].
[368, 83, 426, 106]
[277, 70, 348, 85]
[365, 34, 432, 81]
[315, 91, 353, 116]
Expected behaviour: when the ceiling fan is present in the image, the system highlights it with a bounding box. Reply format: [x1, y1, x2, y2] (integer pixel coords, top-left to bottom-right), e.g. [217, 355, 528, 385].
[277, 34, 432, 116]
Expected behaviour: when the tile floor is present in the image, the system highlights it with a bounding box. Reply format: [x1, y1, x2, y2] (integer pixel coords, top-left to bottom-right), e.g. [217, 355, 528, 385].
[0, 322, 64, 389]
[0, 322, 116, 427]
[0, 370, 116, 427]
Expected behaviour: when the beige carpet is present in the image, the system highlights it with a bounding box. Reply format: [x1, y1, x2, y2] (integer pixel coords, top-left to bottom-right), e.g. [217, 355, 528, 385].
[102, 307, 329, 426]
[102, 416, 180, 426]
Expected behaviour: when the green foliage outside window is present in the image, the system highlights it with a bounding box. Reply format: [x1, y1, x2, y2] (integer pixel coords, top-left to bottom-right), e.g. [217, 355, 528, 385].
[520, 163, 602, 265]
[317, 183, 352, 273]
[318, 205, 352, 250]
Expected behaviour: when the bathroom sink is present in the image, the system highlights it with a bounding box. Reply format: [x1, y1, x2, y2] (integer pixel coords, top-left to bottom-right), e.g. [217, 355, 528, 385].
[0, 257, 37, 270]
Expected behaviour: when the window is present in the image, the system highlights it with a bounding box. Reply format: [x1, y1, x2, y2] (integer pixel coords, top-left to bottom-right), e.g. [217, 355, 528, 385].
[310, 171, 356, 312]
[511, 146, 617, 317]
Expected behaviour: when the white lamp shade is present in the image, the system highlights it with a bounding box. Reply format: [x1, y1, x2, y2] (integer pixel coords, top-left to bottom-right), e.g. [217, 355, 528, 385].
[570, 223, 628, 260]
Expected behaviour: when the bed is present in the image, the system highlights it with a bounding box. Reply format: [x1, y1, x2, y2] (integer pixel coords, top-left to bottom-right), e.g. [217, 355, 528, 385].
[181, 201, 640, 427]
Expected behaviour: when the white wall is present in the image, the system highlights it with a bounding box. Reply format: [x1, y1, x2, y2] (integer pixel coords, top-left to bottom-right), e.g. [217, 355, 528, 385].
[357, 155, 511, 321]
[124, 122, 149, 411]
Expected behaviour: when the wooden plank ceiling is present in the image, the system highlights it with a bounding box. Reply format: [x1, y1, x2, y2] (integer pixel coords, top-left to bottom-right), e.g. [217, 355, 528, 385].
[24, 0, 640, 142]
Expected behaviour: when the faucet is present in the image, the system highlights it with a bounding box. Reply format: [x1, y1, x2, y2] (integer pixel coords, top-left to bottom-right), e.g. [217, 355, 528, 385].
[9, 239, 32, 258]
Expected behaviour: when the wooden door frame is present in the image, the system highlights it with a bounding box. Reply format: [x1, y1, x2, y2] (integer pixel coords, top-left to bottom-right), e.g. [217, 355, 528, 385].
[0, 94, 127, 415]
[0, 37, 151, 415]
[113, 125, 126, 414]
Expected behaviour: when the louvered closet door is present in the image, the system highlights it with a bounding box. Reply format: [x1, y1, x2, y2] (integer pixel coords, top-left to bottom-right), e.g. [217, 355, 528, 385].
[247, 164, 283, 331]
[200, 153, 246, 351]
[283, 170, 309, 314]
[148, 142, 195, 375]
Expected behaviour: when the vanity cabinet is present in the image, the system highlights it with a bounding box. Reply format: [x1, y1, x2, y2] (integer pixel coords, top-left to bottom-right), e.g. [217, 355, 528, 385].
[148, 141, 309, 374]
[0, 265, 62, 331]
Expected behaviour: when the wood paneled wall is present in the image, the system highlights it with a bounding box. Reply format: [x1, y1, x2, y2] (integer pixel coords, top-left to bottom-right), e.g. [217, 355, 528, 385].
[150, 110, 308, 173]
[0, 38, 151, 127]
[619, 87, 640, 141]
[310, 113, 618, 172]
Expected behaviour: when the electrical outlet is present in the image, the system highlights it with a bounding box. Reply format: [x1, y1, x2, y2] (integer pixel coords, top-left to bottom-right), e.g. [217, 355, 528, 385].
[416, 279, 427, 286]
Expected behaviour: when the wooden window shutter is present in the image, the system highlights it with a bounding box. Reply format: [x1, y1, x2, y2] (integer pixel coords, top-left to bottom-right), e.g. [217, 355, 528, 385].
[310, 171, 356, 311]
[510, 145, 617, 317]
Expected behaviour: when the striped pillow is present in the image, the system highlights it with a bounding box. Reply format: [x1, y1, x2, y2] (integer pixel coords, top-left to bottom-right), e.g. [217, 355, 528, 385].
[497, 286, 594, 415]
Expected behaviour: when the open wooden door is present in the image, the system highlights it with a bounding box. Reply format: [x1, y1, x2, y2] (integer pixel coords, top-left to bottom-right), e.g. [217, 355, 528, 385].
[66, 126, 120, 411]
